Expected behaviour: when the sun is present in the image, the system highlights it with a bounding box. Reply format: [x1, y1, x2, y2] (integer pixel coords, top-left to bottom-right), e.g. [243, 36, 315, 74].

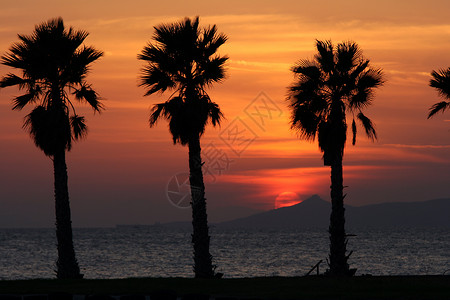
[275, 192, 302, 209]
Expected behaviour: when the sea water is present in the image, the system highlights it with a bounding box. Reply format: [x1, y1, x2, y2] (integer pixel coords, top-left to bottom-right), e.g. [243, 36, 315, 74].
[0, 226, 448, 279]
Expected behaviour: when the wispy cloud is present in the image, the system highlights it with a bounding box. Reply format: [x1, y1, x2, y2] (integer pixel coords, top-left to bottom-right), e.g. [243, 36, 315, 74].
[229, 60, 291, 72]
[384, 144, 450, 149]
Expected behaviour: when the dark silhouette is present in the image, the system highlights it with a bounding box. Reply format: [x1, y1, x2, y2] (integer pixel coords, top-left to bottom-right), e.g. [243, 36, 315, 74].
[0, 18, 103, 279]
[218, 195, 450, 229]
[287, 40, 383, 276]
[428, 68, 450, 118]
[138, 17, 227, 278]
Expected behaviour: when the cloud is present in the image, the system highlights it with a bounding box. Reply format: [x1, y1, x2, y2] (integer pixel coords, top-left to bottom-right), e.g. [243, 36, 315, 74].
[229, 60, 291, 73]
[385, 144, 450, 149]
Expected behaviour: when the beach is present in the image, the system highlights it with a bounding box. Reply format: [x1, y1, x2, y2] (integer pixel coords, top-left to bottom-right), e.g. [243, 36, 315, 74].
[0, 276, 449, 299]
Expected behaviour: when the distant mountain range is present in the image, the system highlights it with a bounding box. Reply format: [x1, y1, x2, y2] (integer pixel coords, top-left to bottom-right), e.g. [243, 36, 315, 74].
[217, 195, 450, 229]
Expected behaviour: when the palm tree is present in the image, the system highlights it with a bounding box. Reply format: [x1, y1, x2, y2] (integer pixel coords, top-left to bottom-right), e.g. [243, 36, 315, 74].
[0, 18, 103, 279]
[428, 68, 450, 118]
[288, 40, 383, 276]
[138, 17, 227, 278]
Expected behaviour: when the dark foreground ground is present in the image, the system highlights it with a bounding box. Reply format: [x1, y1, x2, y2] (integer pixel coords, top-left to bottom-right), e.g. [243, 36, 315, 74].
[0, 276, 449, 299]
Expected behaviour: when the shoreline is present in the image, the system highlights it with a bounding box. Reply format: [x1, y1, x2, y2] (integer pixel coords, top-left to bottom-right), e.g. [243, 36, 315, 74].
[0, 275, 448, 299]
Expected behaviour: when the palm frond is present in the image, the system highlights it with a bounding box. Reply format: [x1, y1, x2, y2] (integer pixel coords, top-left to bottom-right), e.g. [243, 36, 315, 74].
[153, 23, 177, 48]
[0, 73, 27, 88]
[315, 40, 334, 73]
[291, 60, 322, 80]
[1, 35, 32, 69]
[70, 114, 88, 140]
[73, 84, 104, 113]
[350, 60, 369, 81]
[428, 101, 450, 118]
[201, 24, 227, 57]
[149, 97, 183, 127]
[428, 68, 450, 118]
[349, 89, 370, 110]
[290, 103, 321, 140]
[351, 118, 357, 145]
[138, 43, 165, 62]
[430, 68, 450, 98]
[149, 103, 167, 127]
[336, 41, 360, 73]
[77, 46, 103, 65]
[196, 56, 228, 86]
[349, 68, 383, 110]
[289, 61, 324, 100]
[357, 112, 377, 140]
[67, 27, 89, 47]
[24, 106, 72, 156]
[289, 88, 327, 141]
[205, 98, 223, 127]
[65, 46, 103, 83]
[358, 68, 384, 89]
[12, 93, 38, 110]
[166, 96, 188, 144]
[289, 58, 328, 141]
[139, 64, 176, 95]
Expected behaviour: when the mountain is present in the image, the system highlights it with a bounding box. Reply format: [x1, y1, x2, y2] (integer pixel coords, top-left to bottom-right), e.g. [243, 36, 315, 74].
[219, 195, 330, 228]
[209, 205, 264, 223]
[346, 198, 450, 228]
[218, 195, 450, 229]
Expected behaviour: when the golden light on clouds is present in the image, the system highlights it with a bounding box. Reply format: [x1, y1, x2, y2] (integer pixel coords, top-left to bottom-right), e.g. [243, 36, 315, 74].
[275, 191, 301, 209]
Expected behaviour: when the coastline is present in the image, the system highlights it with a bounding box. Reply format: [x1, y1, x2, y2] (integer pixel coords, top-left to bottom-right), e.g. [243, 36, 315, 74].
[0, 275, 449, 299]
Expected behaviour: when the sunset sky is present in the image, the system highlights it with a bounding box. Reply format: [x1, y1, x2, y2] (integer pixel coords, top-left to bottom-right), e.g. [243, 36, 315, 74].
[0, 0, 449, 227]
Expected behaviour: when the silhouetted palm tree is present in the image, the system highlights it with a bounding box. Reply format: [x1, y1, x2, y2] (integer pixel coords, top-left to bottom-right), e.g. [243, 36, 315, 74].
[0, 18, 103, 279]
[428, 68, 450, 118]
[138, 17, 227, 278]
[288, 40, 383, 276]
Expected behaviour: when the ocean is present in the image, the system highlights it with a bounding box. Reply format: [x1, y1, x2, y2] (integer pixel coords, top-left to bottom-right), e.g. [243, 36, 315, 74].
[0, 226, 448, 280]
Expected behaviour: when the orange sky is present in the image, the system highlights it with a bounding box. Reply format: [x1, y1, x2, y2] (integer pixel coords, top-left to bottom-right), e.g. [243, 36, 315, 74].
[0, 0, 449, 227]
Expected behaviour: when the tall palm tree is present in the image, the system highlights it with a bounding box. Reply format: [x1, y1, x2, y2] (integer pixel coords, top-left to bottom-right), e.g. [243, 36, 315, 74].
[288, 40, 383, 276]
[0, 18, 103, 279]
[428, 68, 450, 118]
[138, 17, 227, 278]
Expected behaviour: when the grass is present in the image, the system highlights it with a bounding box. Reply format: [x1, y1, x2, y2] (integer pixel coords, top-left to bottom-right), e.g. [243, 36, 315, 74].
[0, 276, 449, 299]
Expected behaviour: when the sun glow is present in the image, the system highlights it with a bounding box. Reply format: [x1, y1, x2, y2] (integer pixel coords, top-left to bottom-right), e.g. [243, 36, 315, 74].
[275, 191, 301, 209]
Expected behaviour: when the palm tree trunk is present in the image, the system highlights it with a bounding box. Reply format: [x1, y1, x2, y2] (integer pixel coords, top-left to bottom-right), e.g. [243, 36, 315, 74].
[328, 157, 350, 276]
[53, 149, 82, 279]
[188, 137, 215, 278]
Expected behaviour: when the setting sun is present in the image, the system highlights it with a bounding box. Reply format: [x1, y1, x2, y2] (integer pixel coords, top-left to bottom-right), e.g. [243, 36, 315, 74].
[275, 191, 302, 209]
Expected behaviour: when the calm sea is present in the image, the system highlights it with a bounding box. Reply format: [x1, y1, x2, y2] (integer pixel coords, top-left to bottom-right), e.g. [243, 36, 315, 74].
[0, 226, 448, 280]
